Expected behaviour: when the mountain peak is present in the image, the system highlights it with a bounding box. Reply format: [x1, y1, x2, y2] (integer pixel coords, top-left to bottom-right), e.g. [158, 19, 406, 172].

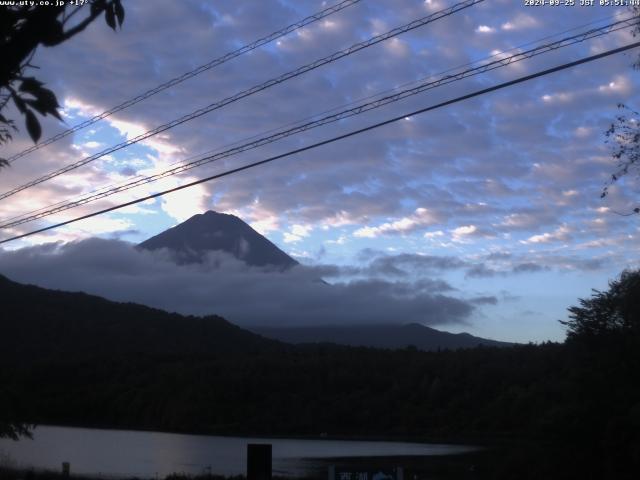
[139, 210, 298, 269]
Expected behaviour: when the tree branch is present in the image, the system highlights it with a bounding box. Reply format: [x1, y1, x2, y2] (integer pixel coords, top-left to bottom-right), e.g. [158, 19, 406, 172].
[57, 4, 107, 43]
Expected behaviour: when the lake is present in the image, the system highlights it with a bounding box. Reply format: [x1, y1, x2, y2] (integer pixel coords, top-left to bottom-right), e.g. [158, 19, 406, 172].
[0, 426, 474, 478]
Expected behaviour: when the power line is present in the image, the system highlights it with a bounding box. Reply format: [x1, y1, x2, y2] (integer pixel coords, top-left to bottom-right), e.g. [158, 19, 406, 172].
[5, 0, 363, 164]
[0, 0, 483, 202]
[2, 40, 638, 245]
[4, 13, 623, 226]
[1, 16, 635, 230]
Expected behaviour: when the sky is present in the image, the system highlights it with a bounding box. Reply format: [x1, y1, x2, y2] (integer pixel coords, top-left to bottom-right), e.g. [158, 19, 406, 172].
[1, 0, 640, 343]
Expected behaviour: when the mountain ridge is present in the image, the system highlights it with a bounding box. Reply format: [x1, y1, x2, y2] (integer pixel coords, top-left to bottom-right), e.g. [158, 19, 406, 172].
[138, 210, 297, 269]
[251, 323, 513, 351]
[0, 273, 284, 361]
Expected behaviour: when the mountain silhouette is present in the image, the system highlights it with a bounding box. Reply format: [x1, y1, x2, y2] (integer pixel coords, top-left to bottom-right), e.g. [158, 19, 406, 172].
[251, 323, 513, 351]
[138, 210, 297, 268]
[0, 273, 283, 361]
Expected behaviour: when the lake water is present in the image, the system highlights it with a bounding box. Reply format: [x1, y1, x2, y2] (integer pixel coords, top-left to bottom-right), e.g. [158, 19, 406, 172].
[0, 426, 474, 478]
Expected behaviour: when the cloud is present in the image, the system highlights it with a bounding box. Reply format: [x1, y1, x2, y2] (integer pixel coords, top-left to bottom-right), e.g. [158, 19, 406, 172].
[353, 208, 438, 238]
[0, 239, 478, 327]
[512, 262, 547, 274]
[469, 295, 498, 306]
[465, 264, 498, 278]
[0, 0, 636, 310]
[522, 224, 572, 244]
[501, 13, 538, 31]
[451, 225, 477, 242]
[355, 248, 610, 281]
[283, 224, 313, 243]
[475, 25, 495, 34]
[366, 253, 467, 277]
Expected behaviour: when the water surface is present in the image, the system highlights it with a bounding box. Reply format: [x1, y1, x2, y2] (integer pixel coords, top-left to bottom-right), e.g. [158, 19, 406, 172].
[0, 426, 473, 478]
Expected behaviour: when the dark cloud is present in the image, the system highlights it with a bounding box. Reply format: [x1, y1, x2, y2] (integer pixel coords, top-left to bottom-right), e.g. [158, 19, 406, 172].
[0, 239, 476, 327]
[465, 264, 498, 278]
[367, 253, 468, 276]
[469, 296, 499, 306]
[465, 261, 547, 277]
[512, 262, 547, 274]
[357, 250, 604, 281]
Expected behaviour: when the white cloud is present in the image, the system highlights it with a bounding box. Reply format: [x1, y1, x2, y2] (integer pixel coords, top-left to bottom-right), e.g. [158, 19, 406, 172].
[159, 182, 209, 223]
[451, 225, 477, 243]
[522, 225, 572, 244]
[475, 25, 495, 33]
[353, 208, 437, 238]
[327, 235, 348, 245]
[424, 230, 444, 239]
[541, 92, 574, 104]
[597, 75, 631, 96]
[249, 216, 280, 235]
[283, 224, 313, 244]
[501, 14, 538, 31]
[574, 127, 592, 139]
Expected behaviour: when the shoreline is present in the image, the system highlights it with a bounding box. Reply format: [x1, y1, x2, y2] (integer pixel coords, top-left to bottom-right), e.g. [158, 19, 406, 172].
[0, 450, 496, 480]
[20, 422, 502, 448]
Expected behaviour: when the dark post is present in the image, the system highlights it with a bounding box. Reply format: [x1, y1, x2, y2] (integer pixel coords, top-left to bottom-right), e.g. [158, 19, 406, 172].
[247, 443, 272, 480]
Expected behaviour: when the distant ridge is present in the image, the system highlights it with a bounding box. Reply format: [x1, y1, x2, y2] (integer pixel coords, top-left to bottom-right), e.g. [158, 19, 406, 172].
[0, 273, 283, 360]
[251, 323, 514, 351]
[138, 210, 297, 268]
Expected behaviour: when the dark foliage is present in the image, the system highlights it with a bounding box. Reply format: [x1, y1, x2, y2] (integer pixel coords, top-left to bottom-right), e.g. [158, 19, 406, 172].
[561, 269, 640, 339]
[0, 0, 124, 161]
[0, 273, 283, 439]
[1, 274, 640, 478]
[603, 104, 640, 213]
[601, 6, 640, 212]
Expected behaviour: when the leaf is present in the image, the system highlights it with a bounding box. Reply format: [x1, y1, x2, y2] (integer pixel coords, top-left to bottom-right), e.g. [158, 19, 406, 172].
[25, 99, 47, 116]
[41, 20, 64, 46]
[19, 77, 44, 94]
[25, 110, 42, 143]
[49, 107, 63, 121]
[105, 3, 116, 30]
[114, 0, 125, 27]
[34, 87, 62, 120]
[91, 0, 106, 17]
[12, 94, 26, 113]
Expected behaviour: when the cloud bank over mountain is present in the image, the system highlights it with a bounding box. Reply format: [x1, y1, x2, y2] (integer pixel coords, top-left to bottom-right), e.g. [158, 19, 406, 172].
[0, 238, 479, 328]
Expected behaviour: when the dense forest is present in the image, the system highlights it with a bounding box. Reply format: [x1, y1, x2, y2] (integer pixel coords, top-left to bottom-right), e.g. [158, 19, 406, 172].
[1, 272, 640, 479]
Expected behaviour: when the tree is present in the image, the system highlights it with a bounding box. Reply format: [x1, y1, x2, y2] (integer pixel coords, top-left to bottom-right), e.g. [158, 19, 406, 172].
[602, 104, 640, 214]
[561, 269, 640, 340]
[0, 0, 125, 166]
[601, 6, 640, 213]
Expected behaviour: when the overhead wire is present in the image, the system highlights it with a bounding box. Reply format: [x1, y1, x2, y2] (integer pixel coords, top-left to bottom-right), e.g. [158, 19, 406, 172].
[0, 0, 484, 202]
[4, 11, 622, 226]
[1, 15, 636, 230]
[4, 0, 363, 164]
[2, 39, 638, 245]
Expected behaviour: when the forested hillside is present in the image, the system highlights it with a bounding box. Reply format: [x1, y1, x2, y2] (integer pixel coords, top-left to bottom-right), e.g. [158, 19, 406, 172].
[2, 272, 640, 479]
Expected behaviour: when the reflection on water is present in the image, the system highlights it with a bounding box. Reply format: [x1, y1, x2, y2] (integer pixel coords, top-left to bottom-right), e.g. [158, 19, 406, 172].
[0, 426, 474, 478]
